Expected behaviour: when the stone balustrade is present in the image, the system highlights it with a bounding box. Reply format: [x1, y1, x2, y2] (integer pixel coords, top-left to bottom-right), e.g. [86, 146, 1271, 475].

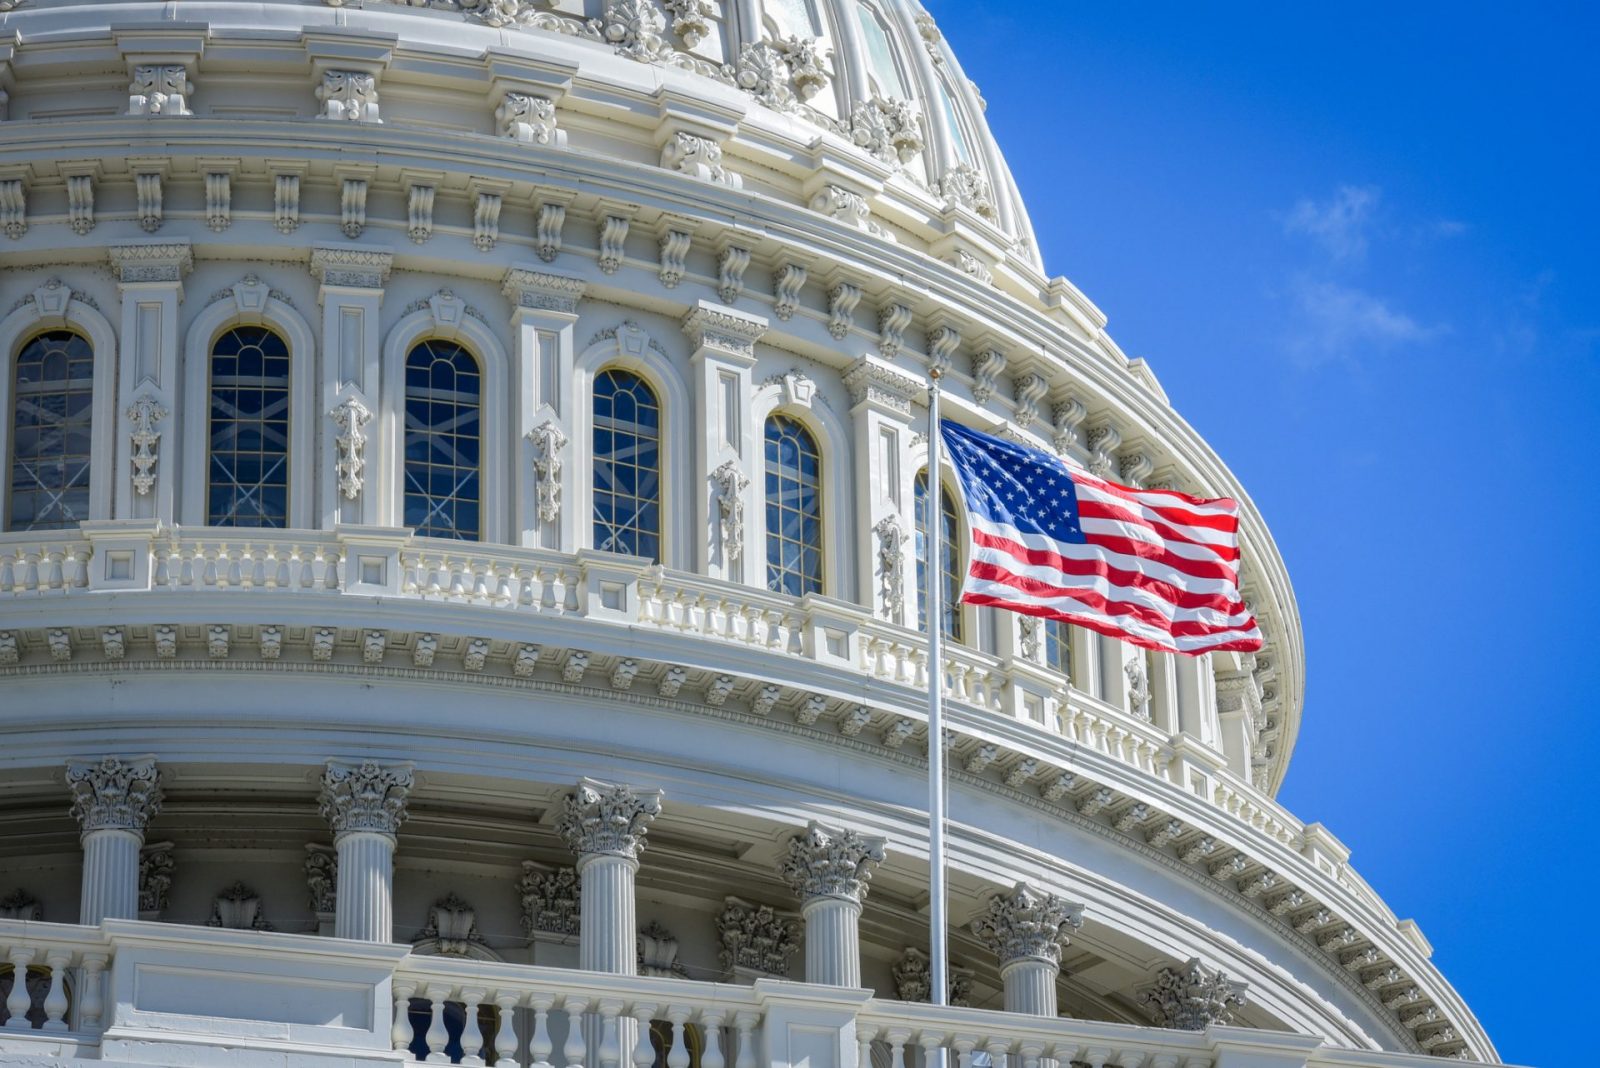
[0, 919, 1492, 1068]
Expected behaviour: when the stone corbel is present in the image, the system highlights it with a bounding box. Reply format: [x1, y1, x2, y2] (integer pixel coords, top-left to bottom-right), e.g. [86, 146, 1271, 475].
[486, 51, 576, 147]
[534, 190, 575, 264]
[305, 32, 395, 124]
[652, 87, 746, 189]
[112, 26, 205, 118]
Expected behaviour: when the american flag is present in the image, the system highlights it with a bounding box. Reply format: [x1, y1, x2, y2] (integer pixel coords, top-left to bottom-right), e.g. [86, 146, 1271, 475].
[940, 420, 1262, 656]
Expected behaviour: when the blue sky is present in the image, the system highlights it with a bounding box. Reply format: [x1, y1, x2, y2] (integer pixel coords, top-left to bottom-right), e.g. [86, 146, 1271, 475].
[923, 3, 1597, 1065]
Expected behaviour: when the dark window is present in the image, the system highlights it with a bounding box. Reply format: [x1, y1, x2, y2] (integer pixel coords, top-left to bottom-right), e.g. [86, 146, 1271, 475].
[8, 330, 94, 531]
[764, 414, 823, 596]
[915, 469, 963, 641]
[593, 369, 661, 562]
[208, 326, 290, 527]
[404, 339, 482, 540]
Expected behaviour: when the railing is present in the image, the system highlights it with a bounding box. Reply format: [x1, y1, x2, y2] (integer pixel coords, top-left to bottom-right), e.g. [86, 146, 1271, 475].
[0, 920, 1496, 1067]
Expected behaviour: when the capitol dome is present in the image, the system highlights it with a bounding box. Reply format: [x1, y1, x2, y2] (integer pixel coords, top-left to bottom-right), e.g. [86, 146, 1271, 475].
[0, 1, 1499, 1066]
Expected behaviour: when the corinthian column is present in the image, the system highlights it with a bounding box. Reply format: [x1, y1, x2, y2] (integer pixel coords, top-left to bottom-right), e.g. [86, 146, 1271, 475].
[970, 883, 1085, 1016]
[556, 778, 662, 973]
[318, 760, 413, 942]
[778, 821, 886, 987]
[67, 757, 163, 924]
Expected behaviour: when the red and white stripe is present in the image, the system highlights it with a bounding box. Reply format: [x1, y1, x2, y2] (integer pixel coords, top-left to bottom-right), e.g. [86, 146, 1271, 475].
[962, 468, 1263, 655]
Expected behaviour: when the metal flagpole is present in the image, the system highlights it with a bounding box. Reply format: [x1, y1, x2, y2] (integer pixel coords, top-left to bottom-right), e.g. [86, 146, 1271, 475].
[926, 368, 949, 1024]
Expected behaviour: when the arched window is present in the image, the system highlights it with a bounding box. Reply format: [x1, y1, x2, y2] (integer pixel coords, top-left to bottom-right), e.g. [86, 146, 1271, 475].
[7, 330, 94, 532]
[854, 1, 909, 98]
[593, 369, 662, 562]
[915, 469, 963, 641]
[936, 81, 975, 164]
[207, 326, 290, 528]
[403, 339, 482, 540]
[764, 414, 823, 596]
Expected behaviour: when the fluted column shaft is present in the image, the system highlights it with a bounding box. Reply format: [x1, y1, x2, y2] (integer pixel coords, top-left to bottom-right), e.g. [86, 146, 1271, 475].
[1000, 958, 1059, 1016]
[334, 829, 397, 942]
[318, 760, 413, 943]
[779, 821, 886, 989]
[577, 852, 639, 974]
[79, 828, 142, 924]
[67, 757, 162, 926]
[801, 895, 863, 987]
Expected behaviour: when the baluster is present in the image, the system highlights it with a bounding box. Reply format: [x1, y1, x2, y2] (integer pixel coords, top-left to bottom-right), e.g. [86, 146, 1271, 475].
[597, 998, 625, 1068]
[327, 550, 344, 590]
[285, 547, 305, 591]
[953, 1036, 978, 1068]
[392, 979, 418, 1055]
[44, 549, 64, 591]
[629, 1004, 657, 1068]
[916, 1031, 946, 1068]
[459, 987, 488, 1066]
[1, 551, 16, 593]
[471, 562, 490, 602]
[22, 550, 41, 593]
[528, 993, 556, 1068]
[237, 546, 255, 589]
[732, 1010, 758, 1068]
[264, 547, 282, 589]
[494, 566, 514, 606]
[447, 557, 467, 600]
[423, 985, 451, 1063]
[219, 546, 238, 589]
[665, 1007, 690, 1068]
[494, 991, 523, 1068]
[79, 952, 108, 1033]
[516, 567, 536, 608]
[561, 996, 589, 1068]
[983, 1035, 1011, 1068]
[40, 949, 70, 1031]
[856, 1025, 877, 1068]
[1020, 1041, 1044, 1068]
[549, 568, 567, 614]
[700, 1010, 726, 1068]
[310, 548, 328, 591]
[886, 1028, 909, 1068]
[62, 547, 84, 589]
[4, 946, 36, 1028]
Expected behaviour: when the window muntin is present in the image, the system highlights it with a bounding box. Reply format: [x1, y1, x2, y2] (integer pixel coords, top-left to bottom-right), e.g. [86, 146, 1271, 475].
[7, 330, 94, 532]
[764, 414, 823, 597]
[915, 469, 963, 641]
[1045, 618, 1071, 676]
[403, 339, 482, 541]
[854, 2, 909, 98]
[207, 326, 291, 528]
[593, 368, 662, 562]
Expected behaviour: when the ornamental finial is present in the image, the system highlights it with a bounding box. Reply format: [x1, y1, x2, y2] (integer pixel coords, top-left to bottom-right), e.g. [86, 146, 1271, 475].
[777, 820, 886, 903]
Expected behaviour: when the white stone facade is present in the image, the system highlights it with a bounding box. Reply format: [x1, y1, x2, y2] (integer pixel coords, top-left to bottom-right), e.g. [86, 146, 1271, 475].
[0, 1, 1492, 1066]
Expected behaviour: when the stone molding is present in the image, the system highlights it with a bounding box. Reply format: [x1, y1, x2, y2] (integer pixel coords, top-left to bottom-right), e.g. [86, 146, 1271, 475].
[308, 246, 393, 289]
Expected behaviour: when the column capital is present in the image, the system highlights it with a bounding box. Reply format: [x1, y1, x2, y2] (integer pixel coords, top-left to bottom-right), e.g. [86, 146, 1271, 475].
[557, 778, 662, 860]
[1140, 958, 1248, 1030]
[778, 821, 886, 904]
[970, 882, 1085, 967]
[682, 300, 767, 364]
[309, 246, 393, 290]
[106, 241, 192, 284]
[66, 756, 163, 835]
[502, 264, 585, 316]
[319, 760, 413, 837]
[842, 356, 921, 419]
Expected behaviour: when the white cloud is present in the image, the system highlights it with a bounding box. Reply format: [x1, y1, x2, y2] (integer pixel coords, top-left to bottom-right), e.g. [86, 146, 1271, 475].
[1286, 277, 1444, 366]
[1282, 185, 1381, 261]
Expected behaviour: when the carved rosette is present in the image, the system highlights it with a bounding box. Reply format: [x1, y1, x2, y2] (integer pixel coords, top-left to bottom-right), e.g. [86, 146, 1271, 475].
[66, 756, 163, 835]
[778, 821, 886, 904]
[556, 779, 662, 860]
[1140, 958, 1248, 1030]
[329, 396, 373, 500]
[318, 760, 413, 838]
[528, 419, 569, 524]
[518, 862, 580, 936]
[970, 882, 1085, 967]
[718, 897, 799, 975]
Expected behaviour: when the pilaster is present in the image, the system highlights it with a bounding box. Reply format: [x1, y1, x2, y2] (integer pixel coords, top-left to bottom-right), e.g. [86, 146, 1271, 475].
[778, 822, 885, 987]
[318, 760, 412, 942]
[842, 357, 921, 625]
[310, 247, 393, 527]
[502, 265, 585, 550]
[970, 882, 1084, 1017]
[682, 301, 768, 583]
[66, 756, 163, 924]
[108, 242, 191, 523]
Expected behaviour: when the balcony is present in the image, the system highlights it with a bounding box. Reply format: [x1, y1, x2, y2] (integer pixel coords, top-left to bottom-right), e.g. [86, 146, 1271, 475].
[0, 919, 1491, 1068]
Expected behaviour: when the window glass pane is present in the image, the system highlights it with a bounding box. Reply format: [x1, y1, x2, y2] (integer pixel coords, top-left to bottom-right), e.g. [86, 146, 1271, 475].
[767, 0, 815, 37]
[939, 82, 974, 164]
[8, 330, 94, 531]
[764, 414, 823, 597]
[1045, 618, 1071, 676]
[593, 369, 662, 562]
[403, 339, 482, 540]
[207, 326, 290, 528]
[855, 2, 908, 97]
[915, 469, 963, 641]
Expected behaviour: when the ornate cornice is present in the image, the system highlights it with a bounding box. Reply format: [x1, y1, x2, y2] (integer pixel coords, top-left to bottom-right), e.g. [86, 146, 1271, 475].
[970, 882, 1085, 968]
[842, 355, 921, 417]
[318, 759, 413, 837]
[65, 756, 163, 835]
[502, 265, 586, 314]
[106, 241, 192, 284]
[777, 820, 885, 903]
[556, 777, 662, 860]
[682, 300, 768, 359]
[309, 246, 393, 289]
